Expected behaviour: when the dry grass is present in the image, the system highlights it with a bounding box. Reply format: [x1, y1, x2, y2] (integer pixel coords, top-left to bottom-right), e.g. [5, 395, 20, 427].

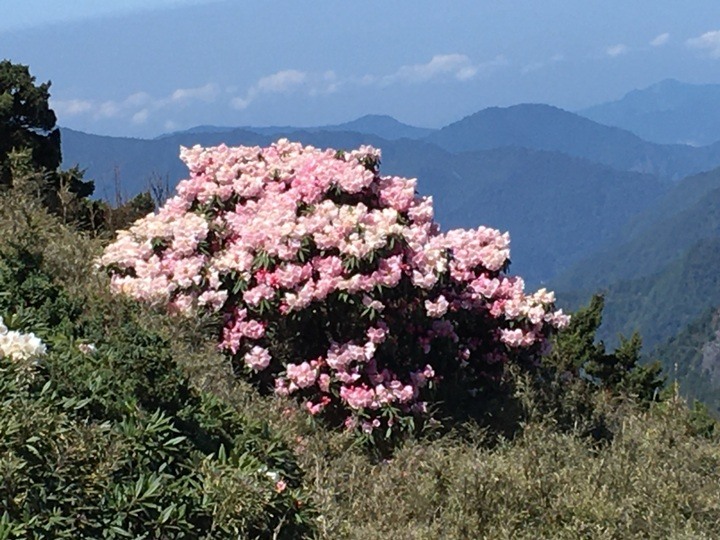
[298, 401, 720, 539]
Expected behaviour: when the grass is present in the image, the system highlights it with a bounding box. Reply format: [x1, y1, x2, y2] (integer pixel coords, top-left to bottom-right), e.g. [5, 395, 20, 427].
[301, 402, 720, 539]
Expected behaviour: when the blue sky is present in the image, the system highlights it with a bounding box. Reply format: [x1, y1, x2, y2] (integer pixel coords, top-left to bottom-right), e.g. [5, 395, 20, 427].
[2, 0, 720, 137]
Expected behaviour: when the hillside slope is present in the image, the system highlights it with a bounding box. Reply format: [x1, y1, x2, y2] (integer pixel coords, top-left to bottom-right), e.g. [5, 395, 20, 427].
[557, 238, 720, 351]
[555, 166, 720, 291]
[653, 307, 720, 414]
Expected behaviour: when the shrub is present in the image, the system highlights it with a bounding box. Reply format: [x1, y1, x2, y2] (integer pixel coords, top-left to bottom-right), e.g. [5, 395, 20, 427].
[100, 140, 569, 442]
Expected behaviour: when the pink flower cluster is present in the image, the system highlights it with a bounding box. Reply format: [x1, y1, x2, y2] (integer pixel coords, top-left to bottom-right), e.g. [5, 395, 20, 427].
[100, 139, 569, 435]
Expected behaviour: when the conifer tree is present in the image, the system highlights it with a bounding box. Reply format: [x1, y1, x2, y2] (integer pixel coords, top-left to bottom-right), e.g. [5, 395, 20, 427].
[0, 60, 93, 203]
[550, 294, 665, 403]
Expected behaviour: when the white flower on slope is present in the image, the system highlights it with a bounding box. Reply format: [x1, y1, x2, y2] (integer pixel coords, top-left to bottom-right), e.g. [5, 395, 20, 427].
[0, 316, 47, 362]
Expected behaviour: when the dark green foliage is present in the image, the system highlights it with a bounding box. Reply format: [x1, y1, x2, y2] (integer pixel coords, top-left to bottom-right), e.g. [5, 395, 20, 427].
[0, 237, 83, 336]
[100, 191, 156, 233]
[0, 199, 315, 538]
[0, 60, 60, 185]
[548, 295, 664, 403]
[0, 61, 95, 225]
[550, 295, 605, 374]
[520, 296, 666, 442]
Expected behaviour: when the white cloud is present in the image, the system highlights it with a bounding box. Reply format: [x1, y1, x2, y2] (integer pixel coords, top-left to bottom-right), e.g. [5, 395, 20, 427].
[97, 100, 121, 119]
[50, 98, 94, 117]
[606, 44, 628, 57]
[255, 70, 307, 93]
[650, 33, 670, 47]
[125, 92, 152, 107]
[230, 96, 252, 110]
[358, 74, 377, 86]
[521, 53, 564, 74]
[686, 30, 720, 58]
[380, 54, 505, 85]
[132, 109, 149, 124]
[170, 83, 218, 103]
[52, 82, 219, 126]
[319, 71, 340, 94]
[229, 54, 506, 111]
[393, 54, 475, 83]
[230, 69, 338, 110]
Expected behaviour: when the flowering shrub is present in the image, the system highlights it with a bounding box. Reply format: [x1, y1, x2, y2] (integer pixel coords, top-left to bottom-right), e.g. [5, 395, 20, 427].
[100, 139, 569, 437]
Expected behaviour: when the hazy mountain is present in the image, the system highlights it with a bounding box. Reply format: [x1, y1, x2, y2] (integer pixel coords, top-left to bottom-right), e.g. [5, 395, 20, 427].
[580, 79, 720, 146]
[322, 115, 434, 139]
[157, 115, 434, 142]
[425, 103, 720, 180]
[61, 127, 666, 285]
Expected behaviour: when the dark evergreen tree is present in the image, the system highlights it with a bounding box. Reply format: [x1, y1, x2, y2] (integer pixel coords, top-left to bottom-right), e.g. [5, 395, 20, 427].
[0, 61, 60, 184]
[549, 294, 665, 403]
[0, 60, 94, 202]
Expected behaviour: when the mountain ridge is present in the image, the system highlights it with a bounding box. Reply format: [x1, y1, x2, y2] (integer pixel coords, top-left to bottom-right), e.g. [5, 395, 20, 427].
[155, 114, 434, 142]
[425, 103, 720, 179]
[579, 79, 720, 146]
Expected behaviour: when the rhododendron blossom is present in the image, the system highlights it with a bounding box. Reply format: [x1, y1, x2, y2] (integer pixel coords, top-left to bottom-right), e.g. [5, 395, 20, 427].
[100, 139, 569, 437]
[0, 316, 46, 364]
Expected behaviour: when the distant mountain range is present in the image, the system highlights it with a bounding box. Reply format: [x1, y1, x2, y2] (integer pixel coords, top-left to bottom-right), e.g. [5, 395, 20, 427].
[579, 79, 720, 146]
[159, 114, 434, 141]
[428, 103, 720, 180]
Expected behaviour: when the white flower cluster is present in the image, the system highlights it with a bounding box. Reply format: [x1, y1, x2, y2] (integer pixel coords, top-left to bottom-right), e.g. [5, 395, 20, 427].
[0, 316, 47, 362]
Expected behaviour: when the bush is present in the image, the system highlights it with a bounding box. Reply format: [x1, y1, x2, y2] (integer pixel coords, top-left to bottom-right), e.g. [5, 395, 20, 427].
[99, 140, 569, 444]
